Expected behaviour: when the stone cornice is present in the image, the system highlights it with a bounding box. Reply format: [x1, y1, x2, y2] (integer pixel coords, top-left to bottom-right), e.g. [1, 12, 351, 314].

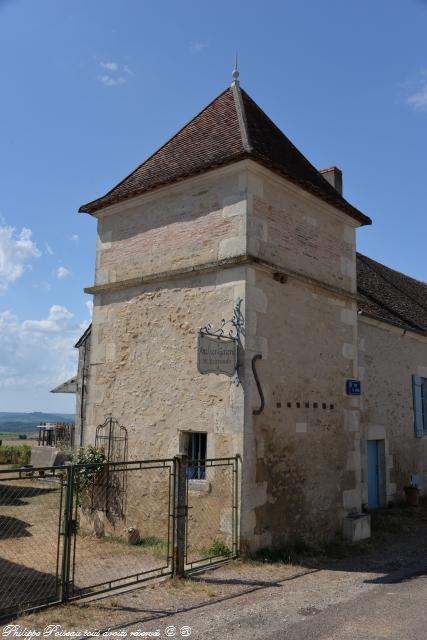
[85, 253, 359, 304]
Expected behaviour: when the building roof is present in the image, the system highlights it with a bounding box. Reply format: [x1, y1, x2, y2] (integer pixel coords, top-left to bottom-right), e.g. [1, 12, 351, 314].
[79, 84, 371, 225]
[357, 253, 427, 334]
[75, 323, 92, 348]
[50, 377, 77, 394]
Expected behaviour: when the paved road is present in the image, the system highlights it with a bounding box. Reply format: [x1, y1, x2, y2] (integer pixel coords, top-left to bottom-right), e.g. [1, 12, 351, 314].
[113, 561, 427, 640]
[22, 540, 427, 639]
[274, 565, 427, 640]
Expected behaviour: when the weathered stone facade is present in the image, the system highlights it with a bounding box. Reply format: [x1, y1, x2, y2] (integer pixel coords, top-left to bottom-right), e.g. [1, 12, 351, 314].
[78, 84, 427, 551]
[359, 317, 427, 507]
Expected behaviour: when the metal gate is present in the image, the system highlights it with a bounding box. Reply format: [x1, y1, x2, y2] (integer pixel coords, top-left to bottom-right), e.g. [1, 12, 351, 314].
[65, 459, 175, 600]
[0, 455, 240, 620]
[185, 457, 239, 569]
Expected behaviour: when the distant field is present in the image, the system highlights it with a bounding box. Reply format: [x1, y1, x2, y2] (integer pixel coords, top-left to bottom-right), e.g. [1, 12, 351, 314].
[0, 412, 74, 434]
[0, 432, 38, 441]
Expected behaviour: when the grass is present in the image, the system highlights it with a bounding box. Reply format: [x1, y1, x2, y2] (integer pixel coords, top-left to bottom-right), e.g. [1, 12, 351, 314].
[0, 432, 37, 440]
[252, 537, 377, 566]
[204, 539, 232, 558]
[96, 533, 168, 559]
[251, 499, 427, 566]
[370, 502, 423, 535]
[252, 539, 320, 566]
[0, 444, 31, 465]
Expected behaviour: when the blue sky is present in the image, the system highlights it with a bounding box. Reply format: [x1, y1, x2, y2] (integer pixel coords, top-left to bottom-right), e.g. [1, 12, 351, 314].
[0, 0, 426, 412]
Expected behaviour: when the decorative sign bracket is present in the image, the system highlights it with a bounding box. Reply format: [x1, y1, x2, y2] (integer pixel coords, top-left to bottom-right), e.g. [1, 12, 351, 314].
[197, 297, 243, 385]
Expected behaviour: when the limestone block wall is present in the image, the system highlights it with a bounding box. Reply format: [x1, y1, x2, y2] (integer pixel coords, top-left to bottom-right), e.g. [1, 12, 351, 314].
[239, 165, 362, 550]
[246, 163, 358, 293]
[240, 268, 361, 550]
[84, 269, 246, 544]
[85, 269, 245, 456]
[359, 318, 427, 503]
[94, 165, 248, 287]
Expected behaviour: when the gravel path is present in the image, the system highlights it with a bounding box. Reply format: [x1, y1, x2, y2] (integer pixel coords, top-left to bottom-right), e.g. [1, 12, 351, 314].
[6, 502, 427, 638]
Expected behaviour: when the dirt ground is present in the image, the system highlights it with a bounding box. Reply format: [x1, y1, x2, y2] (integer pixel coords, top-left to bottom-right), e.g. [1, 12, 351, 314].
[0, 474, 171, 611]
[4, 500, 427, 639]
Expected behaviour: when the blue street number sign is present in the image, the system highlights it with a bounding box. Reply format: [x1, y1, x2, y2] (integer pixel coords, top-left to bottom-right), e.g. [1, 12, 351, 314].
[346, 379, 361, 395]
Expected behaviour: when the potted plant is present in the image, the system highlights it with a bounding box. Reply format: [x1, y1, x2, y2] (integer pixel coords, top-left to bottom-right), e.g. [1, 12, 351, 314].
[404, 483, 420, 506]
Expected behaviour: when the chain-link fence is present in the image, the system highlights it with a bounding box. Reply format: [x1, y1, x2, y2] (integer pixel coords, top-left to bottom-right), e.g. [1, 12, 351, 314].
[0, 455, 240, 619]
[185, 457, 239, 568]
[0, 466, 66, 619]
[68, 459, 175, 599]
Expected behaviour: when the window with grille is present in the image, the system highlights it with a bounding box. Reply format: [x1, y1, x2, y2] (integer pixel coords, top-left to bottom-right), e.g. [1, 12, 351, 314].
[187, 432, 207, 480]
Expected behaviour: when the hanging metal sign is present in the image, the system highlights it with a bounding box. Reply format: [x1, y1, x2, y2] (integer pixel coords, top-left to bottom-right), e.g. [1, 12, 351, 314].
[197, 333, 237, 377]
[197, 297, 243, 384]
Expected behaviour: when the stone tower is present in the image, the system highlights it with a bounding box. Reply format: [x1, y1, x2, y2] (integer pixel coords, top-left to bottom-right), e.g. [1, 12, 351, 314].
[80, 79, 371, 550]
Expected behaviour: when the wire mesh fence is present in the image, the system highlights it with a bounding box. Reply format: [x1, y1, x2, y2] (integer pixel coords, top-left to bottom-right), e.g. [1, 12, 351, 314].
[68, 459, 175, 599]
[0, 466, 66, 619]
[185, 457, 239, 568]
[0, 455, 240, 619]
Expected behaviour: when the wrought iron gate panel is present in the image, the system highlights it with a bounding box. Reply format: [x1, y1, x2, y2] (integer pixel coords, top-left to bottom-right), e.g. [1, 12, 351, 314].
[185, 457, 239, 569]
[0, 465, 68, 620]
[68, 459, 175, 600]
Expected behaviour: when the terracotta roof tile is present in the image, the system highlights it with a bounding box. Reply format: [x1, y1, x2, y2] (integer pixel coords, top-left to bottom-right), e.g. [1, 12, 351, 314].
[357, 253, 427, 334]
[79, 85, 371, 225]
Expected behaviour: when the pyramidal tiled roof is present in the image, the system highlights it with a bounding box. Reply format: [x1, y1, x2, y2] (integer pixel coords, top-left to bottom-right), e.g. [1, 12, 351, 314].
[79, 84, 371, 225]
[357, 253, 427, 334]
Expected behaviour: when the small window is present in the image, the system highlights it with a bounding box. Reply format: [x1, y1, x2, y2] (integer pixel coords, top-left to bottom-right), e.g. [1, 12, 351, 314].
[187, 432, 207, 479]
[412, 375, 427, 437]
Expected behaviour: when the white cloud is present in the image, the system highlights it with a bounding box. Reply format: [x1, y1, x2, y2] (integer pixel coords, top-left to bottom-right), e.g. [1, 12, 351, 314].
[0, 225, 40, 292]
[190, 42, 208, 54]
[57, 266, 71, 279]
[98, 74, 126, 87]
[0, 307, 81, 394]
[406, 69, 427, 111]
[97, 62, 134, 87]
[45, 243, 54, 256]
[33, 281, 52, 292]
[22, 305, 74, 333]
[407, 84, 427, 110]
[86, 300, 93, 318]
[100, 61, 119, 71]
[71, 234, 79, 242]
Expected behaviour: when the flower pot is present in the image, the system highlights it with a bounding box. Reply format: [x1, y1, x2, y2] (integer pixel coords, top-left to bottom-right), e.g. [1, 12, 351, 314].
[404, 486, 420, 506]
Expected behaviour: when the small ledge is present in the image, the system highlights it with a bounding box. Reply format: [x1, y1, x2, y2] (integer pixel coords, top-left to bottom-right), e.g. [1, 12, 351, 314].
[188, 479, 211, 493]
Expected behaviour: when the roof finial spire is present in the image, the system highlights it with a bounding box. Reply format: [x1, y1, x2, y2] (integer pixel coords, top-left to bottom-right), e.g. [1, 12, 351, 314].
[231, 54, 239, 87]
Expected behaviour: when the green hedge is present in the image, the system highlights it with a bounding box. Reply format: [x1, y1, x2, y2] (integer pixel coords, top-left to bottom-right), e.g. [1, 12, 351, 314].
[0, 444, 31, 465]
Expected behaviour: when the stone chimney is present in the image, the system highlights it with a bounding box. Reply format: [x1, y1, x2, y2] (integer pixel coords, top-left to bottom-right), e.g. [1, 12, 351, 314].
[320, 166, 343, 195]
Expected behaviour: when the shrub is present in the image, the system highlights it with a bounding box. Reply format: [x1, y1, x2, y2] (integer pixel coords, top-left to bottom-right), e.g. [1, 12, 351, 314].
[71, 445, 106, 494]
[0, 444, 31, 465]
[207, 539, 232, 558]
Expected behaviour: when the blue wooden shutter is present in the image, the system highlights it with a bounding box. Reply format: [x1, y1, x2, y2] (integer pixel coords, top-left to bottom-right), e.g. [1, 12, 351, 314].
[412, 375, 424, 438]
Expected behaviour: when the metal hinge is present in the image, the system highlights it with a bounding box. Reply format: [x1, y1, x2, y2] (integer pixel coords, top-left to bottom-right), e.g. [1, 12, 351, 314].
[68, 519, 77, 534]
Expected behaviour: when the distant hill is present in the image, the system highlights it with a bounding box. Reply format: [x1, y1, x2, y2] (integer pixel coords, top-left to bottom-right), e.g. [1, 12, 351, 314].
[0, 412, 75, 433]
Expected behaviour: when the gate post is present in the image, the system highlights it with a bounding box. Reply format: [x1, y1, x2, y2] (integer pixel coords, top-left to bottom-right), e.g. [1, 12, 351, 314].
[61, 464, 74, 602]
[173, 455, 188, 577]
